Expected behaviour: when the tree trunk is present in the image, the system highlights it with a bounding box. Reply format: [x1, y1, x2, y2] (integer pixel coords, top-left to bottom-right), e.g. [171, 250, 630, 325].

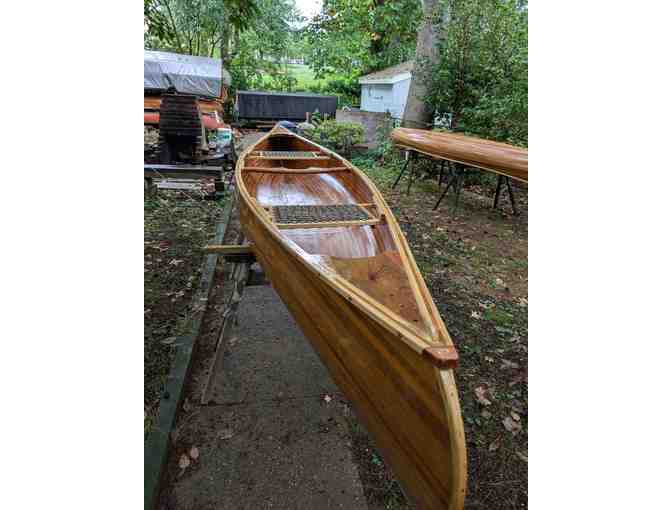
[220, 26, 231, 67]
[402, 0, 448, 128]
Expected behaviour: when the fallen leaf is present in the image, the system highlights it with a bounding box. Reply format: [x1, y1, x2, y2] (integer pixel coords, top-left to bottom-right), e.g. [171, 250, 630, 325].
[160, 337, 176, 345]
[470, 311, 482, 319]
[516, 451, 528, 462]
[511, 411, 521, 422]
[509, 373, 525, 387]
[501, 359, 520, 370]
[182, 399, 193, 413]
[503, 416, 522, 435]
[189, 446, 199, 460]
[219, 428, 234, 440]
[489, 437, 502, 451]
[474, 386, 492, 406]
[178, 454, 190, 469]
[485, 356, 494, 363]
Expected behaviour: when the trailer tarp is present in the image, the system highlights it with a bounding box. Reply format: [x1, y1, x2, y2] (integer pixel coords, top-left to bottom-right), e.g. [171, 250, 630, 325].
[235, 91, 338, 121]
[144, 50, 231, 98]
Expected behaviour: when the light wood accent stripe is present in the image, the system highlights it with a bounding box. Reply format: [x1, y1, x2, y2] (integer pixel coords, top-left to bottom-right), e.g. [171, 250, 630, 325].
[275, 218, 380, 229]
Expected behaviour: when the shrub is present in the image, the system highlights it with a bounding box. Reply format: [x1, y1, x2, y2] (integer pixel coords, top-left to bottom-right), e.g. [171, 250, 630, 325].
[304, 119, 364, 157]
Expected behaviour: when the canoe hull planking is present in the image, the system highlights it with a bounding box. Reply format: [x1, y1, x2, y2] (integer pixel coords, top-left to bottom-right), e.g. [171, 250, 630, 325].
[236, 126, 467, 509]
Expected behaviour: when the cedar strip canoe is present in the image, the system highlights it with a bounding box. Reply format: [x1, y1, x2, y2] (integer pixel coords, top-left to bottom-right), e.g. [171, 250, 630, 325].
[391, 127, 528, 183]
[236, 125, 467, 510]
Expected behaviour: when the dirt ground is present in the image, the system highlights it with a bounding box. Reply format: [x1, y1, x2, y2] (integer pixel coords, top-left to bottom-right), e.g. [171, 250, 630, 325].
[144, 191, 230, 434]
[146, 134, 527, 508]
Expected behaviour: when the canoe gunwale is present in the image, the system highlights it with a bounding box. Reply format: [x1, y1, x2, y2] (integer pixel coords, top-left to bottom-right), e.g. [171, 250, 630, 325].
[235, 127, 456, 357]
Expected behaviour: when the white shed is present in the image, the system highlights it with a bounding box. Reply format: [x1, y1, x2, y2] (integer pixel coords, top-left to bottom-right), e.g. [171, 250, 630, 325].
[358, 61, 413, 119]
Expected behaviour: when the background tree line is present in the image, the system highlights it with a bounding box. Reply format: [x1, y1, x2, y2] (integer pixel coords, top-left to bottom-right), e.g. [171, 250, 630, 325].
[145, 0, 527, 145]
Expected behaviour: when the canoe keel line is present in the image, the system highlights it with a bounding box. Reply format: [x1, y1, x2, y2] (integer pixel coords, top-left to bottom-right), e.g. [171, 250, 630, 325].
[236, 125, 467, 509]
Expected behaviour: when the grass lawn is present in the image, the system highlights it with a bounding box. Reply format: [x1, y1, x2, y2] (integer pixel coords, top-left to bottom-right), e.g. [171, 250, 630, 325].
[261, 63, 326, 90]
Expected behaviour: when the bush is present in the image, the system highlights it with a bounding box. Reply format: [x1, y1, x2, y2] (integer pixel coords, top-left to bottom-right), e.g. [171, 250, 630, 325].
[304, 119, 364, 157]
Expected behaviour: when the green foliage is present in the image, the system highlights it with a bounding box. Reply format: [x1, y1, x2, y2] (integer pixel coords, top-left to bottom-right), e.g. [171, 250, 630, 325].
[144, 0, 261, 55]
[227, 0, 301, 91]
[305, 76, 360, 108]
[304, 120, 365, 157]
[303, 0, 422, 81]
[427, 0, 528, 146]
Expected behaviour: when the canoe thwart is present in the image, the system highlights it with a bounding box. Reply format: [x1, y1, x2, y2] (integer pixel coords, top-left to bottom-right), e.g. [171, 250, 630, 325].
[422, 345, 459, 369]
[250, 150, 331, 160]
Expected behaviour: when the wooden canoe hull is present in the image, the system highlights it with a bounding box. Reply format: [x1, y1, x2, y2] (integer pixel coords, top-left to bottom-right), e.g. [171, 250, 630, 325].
[236, 126, 467, 509]
[239, 200, 467, 509]
[391, 127, 528, 183]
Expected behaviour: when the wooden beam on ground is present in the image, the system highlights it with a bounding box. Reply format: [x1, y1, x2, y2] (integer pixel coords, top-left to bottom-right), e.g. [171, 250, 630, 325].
[201, 261, 252, 404]
[203, 244, 254, 255]
[144, 164, 222, 180]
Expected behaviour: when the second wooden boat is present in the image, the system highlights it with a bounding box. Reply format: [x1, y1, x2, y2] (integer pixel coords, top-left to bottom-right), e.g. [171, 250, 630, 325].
[236, 125, 467, 509]
[392, 127, 528, 183]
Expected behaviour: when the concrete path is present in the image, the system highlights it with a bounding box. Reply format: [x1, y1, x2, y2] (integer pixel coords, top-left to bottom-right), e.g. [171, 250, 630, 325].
[165, 279, 368, 509]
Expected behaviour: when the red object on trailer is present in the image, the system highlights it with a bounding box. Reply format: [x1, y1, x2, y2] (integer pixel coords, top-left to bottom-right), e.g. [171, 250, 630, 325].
[143, 111, 226, 130]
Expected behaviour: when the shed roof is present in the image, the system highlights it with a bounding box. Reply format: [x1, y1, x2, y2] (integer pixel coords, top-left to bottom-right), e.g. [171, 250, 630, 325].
[359, 61, 414, 85]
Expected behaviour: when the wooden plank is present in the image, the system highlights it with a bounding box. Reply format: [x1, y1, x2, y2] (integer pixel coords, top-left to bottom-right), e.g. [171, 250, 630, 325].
[144, 195, 234, 510]
[275, 218, 380, 229]
[200, 260, 252, 404]
[203, 244, 254, 255]
[144, 164, 222, 179]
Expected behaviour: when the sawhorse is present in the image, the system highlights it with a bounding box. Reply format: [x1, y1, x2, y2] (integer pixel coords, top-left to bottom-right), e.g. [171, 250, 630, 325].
[493, 174, 519, 215]
[433, 162, 467, 211]
[392, 150, 450, 195]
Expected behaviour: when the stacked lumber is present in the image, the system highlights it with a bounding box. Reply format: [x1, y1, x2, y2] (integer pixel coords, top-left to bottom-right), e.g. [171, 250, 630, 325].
[391, 128, 528, 183]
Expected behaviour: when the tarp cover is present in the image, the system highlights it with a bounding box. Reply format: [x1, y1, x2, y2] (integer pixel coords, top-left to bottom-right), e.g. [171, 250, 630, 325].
[236, 91, 338, 121]
[144, 50, 231, 98]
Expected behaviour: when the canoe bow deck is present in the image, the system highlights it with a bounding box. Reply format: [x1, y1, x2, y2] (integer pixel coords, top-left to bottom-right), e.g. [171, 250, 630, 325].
[236, 125, 467, 509]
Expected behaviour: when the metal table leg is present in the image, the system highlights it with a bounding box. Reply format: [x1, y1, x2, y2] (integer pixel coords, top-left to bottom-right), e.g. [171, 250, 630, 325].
[392, 151, 413, 189]
[433, 163, 457, 210]
[406, 153, 418, 195]
[505, 176, 519, 215]
[493, 175, 519, 215]
[493, 175, 504, 209]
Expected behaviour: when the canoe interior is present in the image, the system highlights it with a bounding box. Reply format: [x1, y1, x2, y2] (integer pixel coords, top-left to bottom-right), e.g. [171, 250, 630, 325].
[240, 131, 434, 335]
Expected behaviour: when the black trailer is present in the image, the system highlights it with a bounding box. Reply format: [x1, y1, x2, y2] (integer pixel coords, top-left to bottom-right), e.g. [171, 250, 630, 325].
[235, 90, 337, 124]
